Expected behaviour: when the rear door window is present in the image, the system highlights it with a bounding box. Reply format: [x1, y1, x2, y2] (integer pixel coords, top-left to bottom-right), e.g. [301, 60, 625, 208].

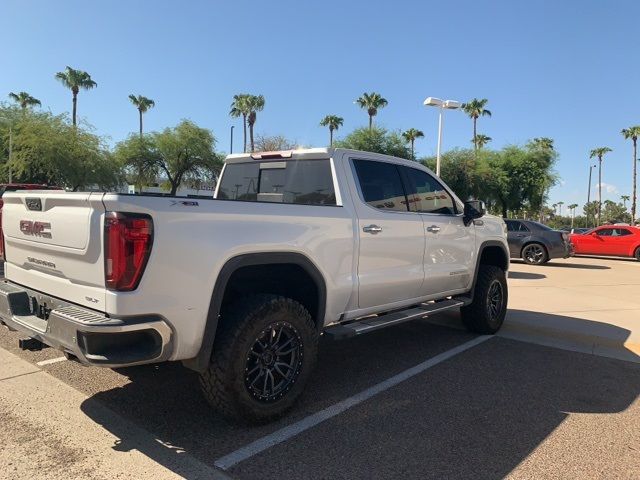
[352, 159, 408, 212]
[218, 159, 336, 205]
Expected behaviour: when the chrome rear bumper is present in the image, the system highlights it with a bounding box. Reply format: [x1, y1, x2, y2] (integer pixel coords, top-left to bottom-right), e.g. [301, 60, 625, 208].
[0, 280, 172, 367]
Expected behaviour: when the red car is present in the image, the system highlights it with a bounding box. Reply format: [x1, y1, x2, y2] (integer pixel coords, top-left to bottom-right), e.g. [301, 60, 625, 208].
[569, 225, 640, 261]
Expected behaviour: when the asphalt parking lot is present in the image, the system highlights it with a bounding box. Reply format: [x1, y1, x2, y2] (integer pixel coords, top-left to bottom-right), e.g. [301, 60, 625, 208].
[1, 257, 639, 480]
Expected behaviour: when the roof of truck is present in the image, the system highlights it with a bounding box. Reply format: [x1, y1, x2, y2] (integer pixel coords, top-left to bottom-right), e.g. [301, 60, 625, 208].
[224, 148, 422, 168]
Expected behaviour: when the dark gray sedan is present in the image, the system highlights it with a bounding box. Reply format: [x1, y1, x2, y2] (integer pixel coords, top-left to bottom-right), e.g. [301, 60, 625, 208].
[504, 219, 573, 265]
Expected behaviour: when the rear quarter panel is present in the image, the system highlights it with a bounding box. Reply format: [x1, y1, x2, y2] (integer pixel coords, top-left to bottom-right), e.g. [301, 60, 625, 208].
[101, 194, 355, 360]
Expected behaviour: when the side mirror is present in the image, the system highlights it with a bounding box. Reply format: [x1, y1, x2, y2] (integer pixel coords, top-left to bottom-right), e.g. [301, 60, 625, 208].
[463, 200, 486, 226]
[590, 231, 598, 237]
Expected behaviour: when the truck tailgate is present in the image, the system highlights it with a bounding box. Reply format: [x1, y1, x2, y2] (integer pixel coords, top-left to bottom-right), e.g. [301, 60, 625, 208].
[2, 191, 107, 311]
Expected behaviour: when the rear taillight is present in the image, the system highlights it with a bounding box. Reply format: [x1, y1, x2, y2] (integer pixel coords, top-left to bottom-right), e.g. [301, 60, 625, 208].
[104, 212, 153, 291]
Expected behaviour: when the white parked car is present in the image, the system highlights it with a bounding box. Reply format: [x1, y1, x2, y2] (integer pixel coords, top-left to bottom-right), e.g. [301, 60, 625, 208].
[0, 148, 509, 423]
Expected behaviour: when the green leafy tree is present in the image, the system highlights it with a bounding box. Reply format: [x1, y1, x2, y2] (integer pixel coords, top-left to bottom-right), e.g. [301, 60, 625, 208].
[8, 92, 41, 111]
[485, 145, 557, 218]
[334, 126, 410, 159]
[420, 149, 482, 200]
[402, 128, 425, 159]
[355, 92, 388, 130]
[229, 94, 251, 153]
[319, 115, 344, 147]
[583, 201, 599, 224]
[246, 94, 265, 153]
[54, 67, 97, 126]
[602, 200, 631, 224]
[2, 107, 120, 189]
[113, 135, 160, 191]
[589, 147, 612, 225]
[621, 126, 640, 222]
[154, 120, 221, 195]
[254, 134, 296, 152]
[462, 98, 491, 151]
[128, 94, 155, 136]
[473, 134, 491, 149]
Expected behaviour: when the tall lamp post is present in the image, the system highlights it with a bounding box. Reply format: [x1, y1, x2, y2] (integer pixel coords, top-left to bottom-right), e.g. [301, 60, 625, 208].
[230, 125, 235, 154]
[423, 97, 461, 177]
[587, 163, 596, 227]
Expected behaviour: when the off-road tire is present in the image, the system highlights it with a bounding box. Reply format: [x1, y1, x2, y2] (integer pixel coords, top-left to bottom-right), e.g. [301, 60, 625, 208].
[460, 265, 508, 334]
[199, 294, 318, 424]
[521, 243, 548, 265]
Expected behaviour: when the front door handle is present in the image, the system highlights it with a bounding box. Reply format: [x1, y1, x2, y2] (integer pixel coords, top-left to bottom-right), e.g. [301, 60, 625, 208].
[426, 225, 441, 233]
[363, 224, 383, 234]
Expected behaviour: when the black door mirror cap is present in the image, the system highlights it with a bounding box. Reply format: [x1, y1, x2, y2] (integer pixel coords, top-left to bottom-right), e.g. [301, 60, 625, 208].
[463, 200, 486, 226]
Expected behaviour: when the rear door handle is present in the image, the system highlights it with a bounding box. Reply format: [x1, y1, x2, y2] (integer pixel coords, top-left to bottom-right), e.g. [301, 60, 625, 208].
[363, 225, 383, 234]
[426, 225, 441, 233]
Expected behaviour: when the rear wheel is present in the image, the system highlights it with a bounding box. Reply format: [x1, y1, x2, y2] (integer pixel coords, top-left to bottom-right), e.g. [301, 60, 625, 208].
[461, 265, 508, 334]
[634, 247, 640, 261]
[521, 243, 548, 265]
[200, 294, 318, 424]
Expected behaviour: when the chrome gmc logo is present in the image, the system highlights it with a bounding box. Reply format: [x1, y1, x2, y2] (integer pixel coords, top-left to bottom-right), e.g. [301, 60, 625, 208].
[20, 220, 52, 238]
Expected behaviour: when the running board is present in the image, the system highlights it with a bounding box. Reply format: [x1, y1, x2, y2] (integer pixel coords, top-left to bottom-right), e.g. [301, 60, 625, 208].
[324, 299, 464, 340]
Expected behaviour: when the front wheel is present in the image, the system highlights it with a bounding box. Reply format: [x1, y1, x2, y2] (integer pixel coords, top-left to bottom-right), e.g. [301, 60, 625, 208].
[460, 265, 508, 334]
[634, 247, 640, 261]
[522, 243, 548, 265]
[199, 294, 318, 424]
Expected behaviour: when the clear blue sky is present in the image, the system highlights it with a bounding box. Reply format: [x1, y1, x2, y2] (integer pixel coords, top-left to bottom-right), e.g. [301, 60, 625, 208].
[3, 0, 640, 209]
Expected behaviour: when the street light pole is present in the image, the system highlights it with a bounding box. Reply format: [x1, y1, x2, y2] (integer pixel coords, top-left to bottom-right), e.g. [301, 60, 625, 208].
[436, 108, 444, 176]
[230, 125, 235, 154]
[587, 163, 596, 227]
[423, 97, 461, 177]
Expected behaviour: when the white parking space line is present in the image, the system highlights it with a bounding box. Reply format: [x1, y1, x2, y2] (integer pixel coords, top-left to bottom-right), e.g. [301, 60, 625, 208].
[36, 356, 67, 366]
[214, 335, 492, 470]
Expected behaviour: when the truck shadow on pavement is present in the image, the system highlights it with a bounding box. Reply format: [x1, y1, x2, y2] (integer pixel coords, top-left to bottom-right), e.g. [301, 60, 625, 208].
[80, 316, 640, 480]
[508, 271, 546, 280]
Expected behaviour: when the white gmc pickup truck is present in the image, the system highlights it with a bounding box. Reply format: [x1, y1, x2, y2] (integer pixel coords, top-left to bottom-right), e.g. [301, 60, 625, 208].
[0, 148, 509, 423]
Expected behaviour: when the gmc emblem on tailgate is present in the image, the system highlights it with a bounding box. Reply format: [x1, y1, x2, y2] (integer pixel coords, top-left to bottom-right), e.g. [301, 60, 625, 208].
[20, 220, 52, 238]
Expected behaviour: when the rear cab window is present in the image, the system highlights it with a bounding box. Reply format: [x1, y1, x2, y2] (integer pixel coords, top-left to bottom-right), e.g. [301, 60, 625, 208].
[217, 159, 337, 206]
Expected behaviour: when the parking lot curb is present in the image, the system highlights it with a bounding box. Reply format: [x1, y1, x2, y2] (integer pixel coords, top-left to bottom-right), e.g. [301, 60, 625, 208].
[499, 315, 640, 364]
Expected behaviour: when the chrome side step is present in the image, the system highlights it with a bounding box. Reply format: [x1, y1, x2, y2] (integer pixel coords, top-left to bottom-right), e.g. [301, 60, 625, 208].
[324, 299, 464, 340]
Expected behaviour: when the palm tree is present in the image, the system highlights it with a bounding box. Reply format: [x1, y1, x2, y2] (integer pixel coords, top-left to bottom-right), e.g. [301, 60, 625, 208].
[552, 203, 558, 215]
[621, 195, 630, 209]
[230, 94, 251, 153]
[8, 91, 41, 111]
[590, 147, 613, 225]
[319, 115, 344, 147]
[355, 92, 388, 130]
[462, 98, 491, 152]
[402, 128, 425, 159]
[621, 126, 640, 223]
[557, 201, 564, 216]
[128, 95, 155, 136]
[473, 134, 492, 149]
[54, 67, 97, 126]
[568, 203, 579, 228]
[245, 95, 265, 153]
